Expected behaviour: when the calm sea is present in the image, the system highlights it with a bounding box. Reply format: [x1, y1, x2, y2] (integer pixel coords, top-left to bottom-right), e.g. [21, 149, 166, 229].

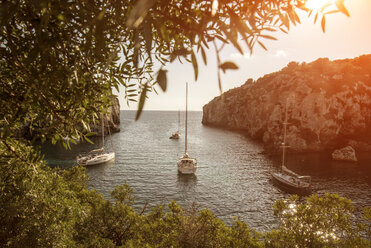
[43, 110, 371, 231]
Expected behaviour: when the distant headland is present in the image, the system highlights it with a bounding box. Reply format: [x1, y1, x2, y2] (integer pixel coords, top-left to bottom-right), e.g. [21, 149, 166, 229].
[202, 54, 371, 157]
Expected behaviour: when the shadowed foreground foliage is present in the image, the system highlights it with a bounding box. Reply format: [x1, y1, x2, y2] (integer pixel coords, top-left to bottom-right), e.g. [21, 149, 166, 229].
[1, 140, 369, 248]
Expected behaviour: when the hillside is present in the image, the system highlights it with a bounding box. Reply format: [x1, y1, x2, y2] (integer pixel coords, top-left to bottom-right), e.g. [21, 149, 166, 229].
[202, 55, 371, 153]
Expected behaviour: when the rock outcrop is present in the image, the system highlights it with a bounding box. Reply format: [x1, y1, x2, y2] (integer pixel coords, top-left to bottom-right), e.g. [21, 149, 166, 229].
[202, 55, 371, 153]
[332, 146, 357, 162]
[18, 97, 121, 140]
[91, 97, 121, 136]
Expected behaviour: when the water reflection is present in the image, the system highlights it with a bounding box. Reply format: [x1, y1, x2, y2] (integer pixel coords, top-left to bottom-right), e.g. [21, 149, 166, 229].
[86, 160, 115, 181]
[177, 173, 197, 188]
[177, 173, 197, 201]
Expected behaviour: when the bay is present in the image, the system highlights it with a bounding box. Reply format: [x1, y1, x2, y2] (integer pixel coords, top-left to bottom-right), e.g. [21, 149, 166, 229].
[42, 110, 371, 232]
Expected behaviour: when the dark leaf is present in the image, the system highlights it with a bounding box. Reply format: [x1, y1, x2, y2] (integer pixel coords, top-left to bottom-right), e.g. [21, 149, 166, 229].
[257, 40, 267, 51]
[135, 83, 148, 120]
[143, 21, 152, 57]
[156, 69, 167, 92]
[133, 30, 139, 68]
[191, 50, 198, 81]
[260, 34, 277, 40]
[219, 61, 239, 73]
[200, 46, 207, 65]
[84, 136, 94, 144]
[279, 27, 288, 34]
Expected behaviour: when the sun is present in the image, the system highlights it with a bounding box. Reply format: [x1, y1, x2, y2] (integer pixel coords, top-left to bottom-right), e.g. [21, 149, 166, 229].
[305, 0, 333, 11]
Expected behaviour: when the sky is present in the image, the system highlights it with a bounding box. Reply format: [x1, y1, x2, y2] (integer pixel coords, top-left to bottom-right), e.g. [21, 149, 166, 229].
[119, 0, 371, 111]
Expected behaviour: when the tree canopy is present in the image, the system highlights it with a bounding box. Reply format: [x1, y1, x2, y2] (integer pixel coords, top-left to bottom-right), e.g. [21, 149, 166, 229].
[0, 0, 350, 144]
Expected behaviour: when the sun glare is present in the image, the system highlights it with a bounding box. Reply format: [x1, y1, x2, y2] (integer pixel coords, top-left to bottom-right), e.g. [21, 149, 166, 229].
[305, 0, 333, 11]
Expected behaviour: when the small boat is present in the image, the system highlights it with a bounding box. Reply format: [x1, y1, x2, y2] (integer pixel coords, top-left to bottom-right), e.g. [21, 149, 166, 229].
[170, 110, 181, 139]
[77, 114, 115, 166]
[271, 103, 311, 195]
[177, 83, 197, 174]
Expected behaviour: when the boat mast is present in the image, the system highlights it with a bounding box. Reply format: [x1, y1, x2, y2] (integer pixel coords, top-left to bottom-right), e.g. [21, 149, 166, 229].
[101, 113, 104, 149]
[185, 83, 188, 154]
[178, 109, 180, 133]
[282, 103, 288, 168]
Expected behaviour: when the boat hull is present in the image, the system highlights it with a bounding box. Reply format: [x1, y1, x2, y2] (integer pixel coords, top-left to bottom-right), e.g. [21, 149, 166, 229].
[177, 157, 197, 174]
[170, 133, 180, 139]
[77, 152, 115, 166]
[271, 172, 311, 195]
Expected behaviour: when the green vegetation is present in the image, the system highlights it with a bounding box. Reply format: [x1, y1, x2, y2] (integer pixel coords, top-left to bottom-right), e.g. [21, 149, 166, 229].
[1, 0, 368, 247]
[1, 140, 370, 247]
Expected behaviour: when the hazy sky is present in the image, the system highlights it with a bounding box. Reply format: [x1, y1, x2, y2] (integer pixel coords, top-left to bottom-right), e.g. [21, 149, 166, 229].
[119, 0, 371, 111]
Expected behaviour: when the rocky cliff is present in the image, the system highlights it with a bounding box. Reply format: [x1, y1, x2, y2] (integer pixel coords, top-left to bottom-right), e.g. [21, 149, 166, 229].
[91, 97, 121, 136]
[202, 55, 371, 153]
[18, 97, 121, 140]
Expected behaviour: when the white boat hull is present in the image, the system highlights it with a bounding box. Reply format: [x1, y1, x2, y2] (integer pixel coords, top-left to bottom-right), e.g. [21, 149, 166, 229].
[177, 156, 197, 174]
[77, 152, 115, 166]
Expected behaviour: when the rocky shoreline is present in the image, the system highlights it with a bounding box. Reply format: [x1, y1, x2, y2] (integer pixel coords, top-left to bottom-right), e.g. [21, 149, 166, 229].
[91, 97, 121, 136]
[202, 55, 371, 159]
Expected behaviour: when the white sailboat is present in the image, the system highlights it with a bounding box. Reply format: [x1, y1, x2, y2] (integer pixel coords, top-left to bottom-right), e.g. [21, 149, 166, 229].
[170, 110, 181, 139]
[77, 114, 115, 166]
[271, 103, 311, 195]
[177, 83, 197, 174]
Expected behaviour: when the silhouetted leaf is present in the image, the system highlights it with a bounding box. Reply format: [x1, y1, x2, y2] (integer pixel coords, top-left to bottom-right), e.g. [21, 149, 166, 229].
[143, 21, 152, 57]
[335, 0, 350, 17]
[260, 34, 277, 40]
[279, 27, 288, 34]
[170, 48, 190, 62]
[191, 50, 198, 81]
[135, 83, 148, 120]
[133, 30, 139, 68]
[257, 40, 267, 51]
[200, 46, 207, 65]
[281, 14, 290, 30]
[84, 136, 94, 144]
[321, 15, 326, 32]
[219, 61, 239, 73]
[156, 69, 167, 91]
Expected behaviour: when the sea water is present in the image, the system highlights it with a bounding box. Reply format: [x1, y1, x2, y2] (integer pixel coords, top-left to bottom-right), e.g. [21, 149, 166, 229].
[43, 110, 371, 231]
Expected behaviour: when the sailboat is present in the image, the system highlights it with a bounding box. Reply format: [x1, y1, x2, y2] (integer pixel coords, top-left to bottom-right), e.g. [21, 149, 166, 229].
[169, 110, 181, 139]
[77, 114, 115, 166]
[177, 83, 197, 174]
[271, 103, 311, 195]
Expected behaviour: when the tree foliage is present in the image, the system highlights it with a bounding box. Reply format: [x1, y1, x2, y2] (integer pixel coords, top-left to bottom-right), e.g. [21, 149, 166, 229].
[0, 0, 363, 247]
[0, 0, 350, 143]
[265, 194, 370, 248]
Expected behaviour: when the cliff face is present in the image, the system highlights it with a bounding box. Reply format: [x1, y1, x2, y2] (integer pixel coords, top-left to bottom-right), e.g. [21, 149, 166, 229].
[202, 55, 371, 152]
[91, 97, 121, 136]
